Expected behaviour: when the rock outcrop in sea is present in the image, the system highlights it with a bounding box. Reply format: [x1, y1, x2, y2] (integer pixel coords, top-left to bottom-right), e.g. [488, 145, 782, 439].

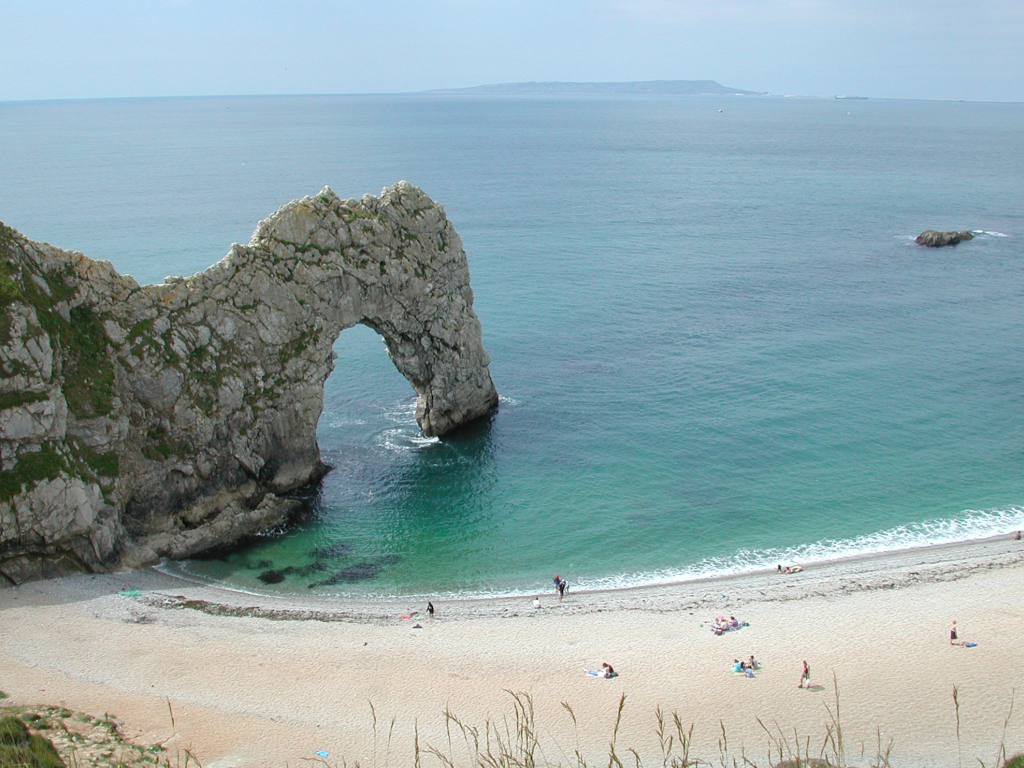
[0, 182, 498, 584]
[915, 230, 974, 247]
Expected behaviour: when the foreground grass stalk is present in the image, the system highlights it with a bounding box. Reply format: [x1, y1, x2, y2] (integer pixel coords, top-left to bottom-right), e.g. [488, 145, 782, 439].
[25, 682, 1020, 768]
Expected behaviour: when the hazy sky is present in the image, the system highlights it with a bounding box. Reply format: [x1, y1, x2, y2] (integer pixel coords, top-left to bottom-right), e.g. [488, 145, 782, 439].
[3, 0, 1022, 102]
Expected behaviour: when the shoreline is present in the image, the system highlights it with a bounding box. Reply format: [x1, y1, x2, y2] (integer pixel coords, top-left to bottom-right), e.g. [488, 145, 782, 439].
[3, 532, 1024, 768]
[114, 531, 1024, 622]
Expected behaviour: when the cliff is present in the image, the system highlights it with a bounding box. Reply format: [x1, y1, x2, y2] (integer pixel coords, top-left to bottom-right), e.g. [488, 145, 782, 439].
[0, 182, 498, 585]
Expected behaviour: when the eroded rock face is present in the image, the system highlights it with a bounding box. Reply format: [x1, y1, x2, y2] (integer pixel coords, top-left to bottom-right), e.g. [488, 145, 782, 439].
[916, 230, 974, 247]
[0, 182, 498, 583]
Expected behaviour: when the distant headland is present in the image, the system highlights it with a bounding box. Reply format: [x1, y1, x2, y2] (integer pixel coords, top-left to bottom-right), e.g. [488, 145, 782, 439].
[420, 80, 766, 96]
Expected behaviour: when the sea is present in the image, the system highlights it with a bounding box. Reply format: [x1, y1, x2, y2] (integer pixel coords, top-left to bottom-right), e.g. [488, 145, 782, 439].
[2, 93, 1023, 600]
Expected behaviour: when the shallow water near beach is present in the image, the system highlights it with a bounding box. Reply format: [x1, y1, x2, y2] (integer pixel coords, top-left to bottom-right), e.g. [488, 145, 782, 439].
[2, 94, 1024, 598]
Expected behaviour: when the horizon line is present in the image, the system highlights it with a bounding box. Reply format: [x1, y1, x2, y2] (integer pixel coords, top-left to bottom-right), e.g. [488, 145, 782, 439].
[1, 89, 1021, 106]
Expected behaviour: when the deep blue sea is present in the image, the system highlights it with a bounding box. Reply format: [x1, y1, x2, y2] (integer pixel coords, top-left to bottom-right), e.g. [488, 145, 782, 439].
[2, 94, 1023, 599]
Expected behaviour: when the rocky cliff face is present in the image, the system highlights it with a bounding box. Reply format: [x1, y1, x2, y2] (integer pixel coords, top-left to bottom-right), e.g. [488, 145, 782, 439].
[0, 182, 498, 584]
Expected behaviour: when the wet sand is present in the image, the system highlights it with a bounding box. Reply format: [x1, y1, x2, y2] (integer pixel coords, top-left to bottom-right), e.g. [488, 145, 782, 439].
[2, 535, 1023, 767]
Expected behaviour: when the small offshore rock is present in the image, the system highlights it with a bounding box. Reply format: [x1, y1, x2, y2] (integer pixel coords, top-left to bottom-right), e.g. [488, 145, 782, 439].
[916, 229, 974, 247]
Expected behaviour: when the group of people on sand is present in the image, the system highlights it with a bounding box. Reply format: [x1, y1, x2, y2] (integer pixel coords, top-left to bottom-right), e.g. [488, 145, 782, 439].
[728, 656, 812, 687]
[533, 575, 570, 608]
[553, 574, 568, 600]
[732, 655, 759, 677]
[711, 615, 747, 635]
[776, 564, 803, 574]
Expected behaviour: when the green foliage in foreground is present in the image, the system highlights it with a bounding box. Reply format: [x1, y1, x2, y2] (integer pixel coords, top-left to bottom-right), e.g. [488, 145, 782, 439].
[0, 715, 65, 768]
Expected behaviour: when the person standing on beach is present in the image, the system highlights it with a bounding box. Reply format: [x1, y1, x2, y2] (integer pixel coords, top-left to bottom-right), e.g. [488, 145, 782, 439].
[427, 601, 435, 618]
[558, 579, 567, 601]
[798, 660, 810, 688]
[950, 620, 958, 645]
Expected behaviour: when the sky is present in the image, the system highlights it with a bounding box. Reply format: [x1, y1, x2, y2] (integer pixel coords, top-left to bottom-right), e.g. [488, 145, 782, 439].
[2, 0, 1022, 102]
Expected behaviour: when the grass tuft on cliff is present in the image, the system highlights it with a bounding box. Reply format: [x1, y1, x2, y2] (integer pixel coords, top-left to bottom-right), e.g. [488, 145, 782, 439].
[0, 715, 65, 768]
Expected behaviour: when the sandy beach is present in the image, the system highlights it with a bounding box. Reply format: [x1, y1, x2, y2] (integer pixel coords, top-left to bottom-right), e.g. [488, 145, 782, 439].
[3, 536, 1024, 768]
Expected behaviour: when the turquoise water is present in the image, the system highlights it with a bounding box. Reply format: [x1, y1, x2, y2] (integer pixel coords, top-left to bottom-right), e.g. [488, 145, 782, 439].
[2, 95, 1023, 598]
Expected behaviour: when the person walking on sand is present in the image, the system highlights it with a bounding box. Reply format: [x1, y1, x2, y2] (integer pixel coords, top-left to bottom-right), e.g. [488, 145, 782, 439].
[798, 660, 810, 688]
[950, 620, 958, 645]
[427, 601, 435, 618]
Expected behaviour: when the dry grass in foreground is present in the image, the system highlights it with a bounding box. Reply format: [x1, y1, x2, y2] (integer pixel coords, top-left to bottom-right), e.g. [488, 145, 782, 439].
[1, 682, 1020, 768]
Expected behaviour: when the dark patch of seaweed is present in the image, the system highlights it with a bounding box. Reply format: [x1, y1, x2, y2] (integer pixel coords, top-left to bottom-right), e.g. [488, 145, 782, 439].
[257, 569, 287, 584]
[310, 542, 351, 560]
[309, 561, 382, 587]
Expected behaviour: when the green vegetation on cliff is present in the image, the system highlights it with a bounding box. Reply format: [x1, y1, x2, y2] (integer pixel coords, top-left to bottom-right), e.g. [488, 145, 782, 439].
[0, 226, 116, 419]
[0, 715, 65, 768]
[0, 226, 121, 505]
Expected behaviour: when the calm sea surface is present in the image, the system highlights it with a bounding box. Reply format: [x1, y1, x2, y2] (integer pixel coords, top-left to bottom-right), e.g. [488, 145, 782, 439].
[2, 94, 1023, 598]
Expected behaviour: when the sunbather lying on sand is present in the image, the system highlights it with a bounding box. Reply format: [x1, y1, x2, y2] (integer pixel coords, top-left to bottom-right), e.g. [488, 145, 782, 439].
[585, 662, 617, 678]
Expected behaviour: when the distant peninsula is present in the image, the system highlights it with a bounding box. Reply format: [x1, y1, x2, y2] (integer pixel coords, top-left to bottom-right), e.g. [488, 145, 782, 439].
[421, 80, 765, 96]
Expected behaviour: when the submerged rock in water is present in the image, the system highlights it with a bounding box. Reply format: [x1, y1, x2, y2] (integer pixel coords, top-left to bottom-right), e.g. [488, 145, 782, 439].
[310, 542, 350, 560]
[0, 182, 498, 585]
[309, 561, 383, 587]
[295, 561, 329, 576]
[916, 230, 974, 247]
[258, 569, 287, 584]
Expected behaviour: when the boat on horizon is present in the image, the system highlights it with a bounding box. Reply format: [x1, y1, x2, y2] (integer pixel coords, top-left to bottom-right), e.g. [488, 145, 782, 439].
[835, 95, 868, 100]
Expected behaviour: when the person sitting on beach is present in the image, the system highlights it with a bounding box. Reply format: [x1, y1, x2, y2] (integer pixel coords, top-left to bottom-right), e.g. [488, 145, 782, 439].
[733, 659, 743, 673]
[729, 616, 740, 629]
[748, 655, 758, 670]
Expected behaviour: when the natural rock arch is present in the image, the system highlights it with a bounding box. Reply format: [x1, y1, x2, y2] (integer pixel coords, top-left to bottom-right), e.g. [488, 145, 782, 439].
[0, 182, 498, 583]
